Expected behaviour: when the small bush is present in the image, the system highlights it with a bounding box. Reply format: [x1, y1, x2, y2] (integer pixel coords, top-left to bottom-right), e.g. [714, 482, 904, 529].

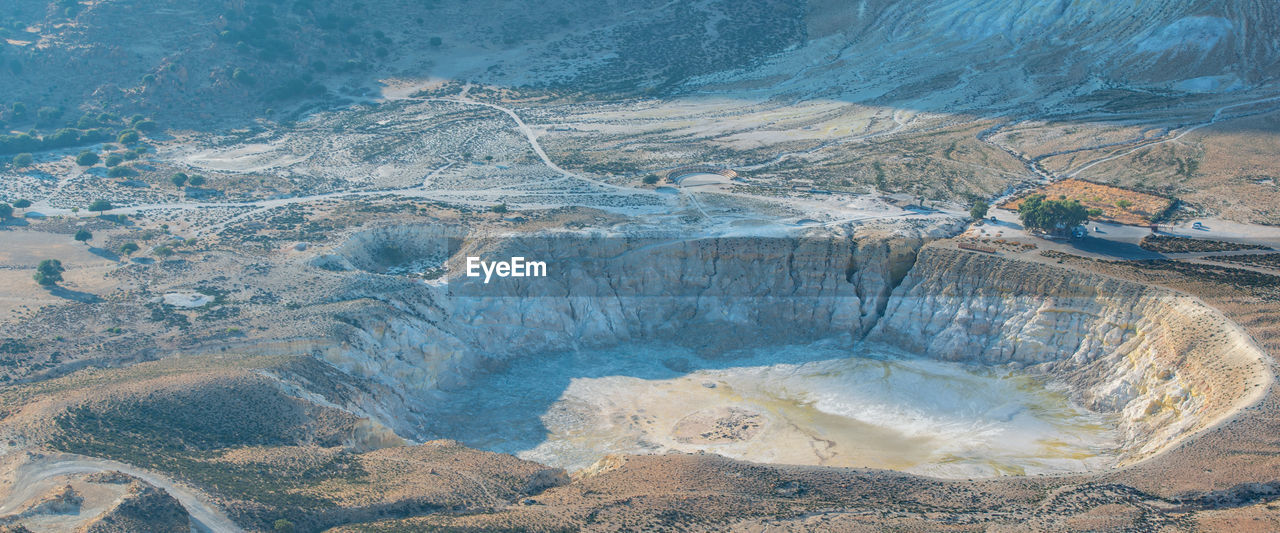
[232, 68, 255, 85]
[76, 151, 99, 166]
[107, 166, 136, 178]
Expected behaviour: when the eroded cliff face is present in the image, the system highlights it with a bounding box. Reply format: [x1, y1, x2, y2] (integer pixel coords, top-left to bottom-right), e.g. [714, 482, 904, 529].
[868, 247, 1271, 462]
[310, 224, 1270, 468]
[319, 222, 940, 398]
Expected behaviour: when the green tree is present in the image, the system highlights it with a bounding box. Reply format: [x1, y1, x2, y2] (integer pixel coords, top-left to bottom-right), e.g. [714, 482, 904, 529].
[0, 203, 11, 219]
[490, 203, 508, 213]
[154, 245, 174, 258]
[642, 175, 659, 185]
[74, 228, 93, 245]
[273, 519, 295, 533]
[1115, 199, 1133, 209]
[188, 175, 206, 186]
[88, 199, 113, 213]
[119, 242, 139, 256]
[1017, 194, 1090, 235]
[104, 153, 124, 167]
[13, 199, 31, 215]
[12, 153, 32, 167]
[969, 199, 990, 220]
[171, 173, 188, 187]
[75, 151, 99, 166]
[34, 259, 64, 286]
[117, 130, 140, 144]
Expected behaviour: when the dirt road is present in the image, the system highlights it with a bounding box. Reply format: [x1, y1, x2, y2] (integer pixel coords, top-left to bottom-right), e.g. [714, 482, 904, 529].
[0, 453, 241, 532]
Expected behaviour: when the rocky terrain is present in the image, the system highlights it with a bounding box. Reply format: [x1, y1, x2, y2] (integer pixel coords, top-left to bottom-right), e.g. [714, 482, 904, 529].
[1, 0, 1280, 531]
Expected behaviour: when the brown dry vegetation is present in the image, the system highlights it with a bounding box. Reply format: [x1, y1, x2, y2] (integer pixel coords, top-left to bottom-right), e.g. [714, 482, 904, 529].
[1139, 235, 1270, 253]
[1046, 109, 1280, 225]
[1001, 178, 1174, 225]
[0, 354, 566, 532]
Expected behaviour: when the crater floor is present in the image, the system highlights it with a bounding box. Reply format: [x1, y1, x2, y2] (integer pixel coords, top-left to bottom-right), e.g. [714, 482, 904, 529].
[418, 342, 1120, 477]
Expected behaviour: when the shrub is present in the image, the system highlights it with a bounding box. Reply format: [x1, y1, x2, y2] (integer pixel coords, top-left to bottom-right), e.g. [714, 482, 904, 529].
[0, 203, 11, 219]
[12, 153, 32, 167]
[88, 199, 113, 213]
[78, 128, 113, 143]
[107, 166, 136, 178]
[188, 175, 206, 186]
[642, 175, 659, 185]
[119, 242, 139, 256]
[76, 151, 99, 166]
[104, 153, 124, 167]
[171, 173, 188, 187]
[45, 128, 80, 148]
[133, 119, 158, 132]
[232, 68, 255, 85]
[36, 106, 62, 126]
[0, 133, 38, 154]
[117, 130, 140, 144]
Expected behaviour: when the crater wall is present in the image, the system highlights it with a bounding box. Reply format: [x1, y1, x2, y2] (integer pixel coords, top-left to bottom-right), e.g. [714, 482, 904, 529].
[868, 247, 1271, 463]
[310, 225, 1271, 468]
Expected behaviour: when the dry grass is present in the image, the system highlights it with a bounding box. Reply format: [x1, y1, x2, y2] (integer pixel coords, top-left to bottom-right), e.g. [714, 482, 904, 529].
[1001, 178, 1173, 225]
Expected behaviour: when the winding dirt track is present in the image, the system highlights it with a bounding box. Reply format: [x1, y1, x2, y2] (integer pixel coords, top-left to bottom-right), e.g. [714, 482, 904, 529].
[1065, 93, 1280, 178]
[0, 453, 241, 533]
